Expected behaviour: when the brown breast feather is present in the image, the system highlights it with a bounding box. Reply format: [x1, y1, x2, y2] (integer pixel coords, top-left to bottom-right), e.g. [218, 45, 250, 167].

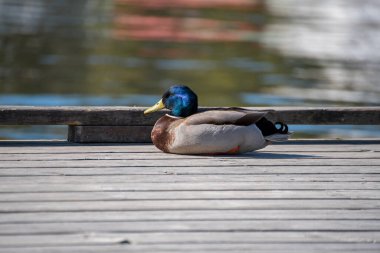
[151, 115, 183, 153]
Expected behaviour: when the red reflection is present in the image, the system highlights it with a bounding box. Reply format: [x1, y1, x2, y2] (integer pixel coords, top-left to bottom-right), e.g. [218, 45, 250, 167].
[116, 0, 263, 9]
[113, 15, 261, 42]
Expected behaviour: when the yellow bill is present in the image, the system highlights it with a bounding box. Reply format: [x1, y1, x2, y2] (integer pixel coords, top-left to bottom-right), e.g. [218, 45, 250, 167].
[144, 99, 165, 115]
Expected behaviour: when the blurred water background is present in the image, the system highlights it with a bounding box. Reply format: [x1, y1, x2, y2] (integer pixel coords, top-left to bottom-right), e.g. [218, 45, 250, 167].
[1, 0, 380, 139]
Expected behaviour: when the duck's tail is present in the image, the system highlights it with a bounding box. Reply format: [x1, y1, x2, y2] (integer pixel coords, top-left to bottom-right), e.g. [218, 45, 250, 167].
[256, 117, 292, 142]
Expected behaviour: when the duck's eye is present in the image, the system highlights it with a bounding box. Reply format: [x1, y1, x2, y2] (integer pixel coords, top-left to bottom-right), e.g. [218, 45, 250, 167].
[162, 91, 171, 101]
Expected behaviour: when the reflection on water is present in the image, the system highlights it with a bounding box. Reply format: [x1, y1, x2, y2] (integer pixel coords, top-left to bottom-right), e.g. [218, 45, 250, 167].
[0, 0, 379, 139]
[264, 0, 380, 103]
[0, 94, 158, 106]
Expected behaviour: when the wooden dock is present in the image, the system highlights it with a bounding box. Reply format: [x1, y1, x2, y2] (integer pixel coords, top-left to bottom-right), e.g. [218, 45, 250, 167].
[0, 139, 380, 252]
[0, 106, 380, 252]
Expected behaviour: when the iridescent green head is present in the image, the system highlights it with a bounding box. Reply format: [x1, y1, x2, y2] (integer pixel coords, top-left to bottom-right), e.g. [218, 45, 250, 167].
[144, 85, 198, 117]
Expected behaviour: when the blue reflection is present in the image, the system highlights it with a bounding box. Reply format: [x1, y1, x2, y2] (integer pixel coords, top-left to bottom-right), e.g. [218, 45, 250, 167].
[155, 59, 216, 70]
[226, 58, 273, 72]
[0, 94, 159, 106]
[241, 93, 306, 106]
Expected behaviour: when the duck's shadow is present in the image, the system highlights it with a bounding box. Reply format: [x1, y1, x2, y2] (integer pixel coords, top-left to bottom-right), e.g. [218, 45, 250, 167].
[218, 152, 317, 159]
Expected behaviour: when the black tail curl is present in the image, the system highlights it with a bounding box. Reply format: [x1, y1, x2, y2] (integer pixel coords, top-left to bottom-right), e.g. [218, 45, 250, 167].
[256, 117, 289, 137]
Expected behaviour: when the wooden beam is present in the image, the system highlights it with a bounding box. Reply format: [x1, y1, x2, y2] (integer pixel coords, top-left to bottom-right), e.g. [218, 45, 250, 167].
[67, 126, 152, 143]
[1, 106, 379, 125]
[0, 106, 159, 126]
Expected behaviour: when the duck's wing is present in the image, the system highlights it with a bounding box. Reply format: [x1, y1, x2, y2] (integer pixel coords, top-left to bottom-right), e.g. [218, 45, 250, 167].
[169, 110, 270, 154]
[184, 110, 269, 126]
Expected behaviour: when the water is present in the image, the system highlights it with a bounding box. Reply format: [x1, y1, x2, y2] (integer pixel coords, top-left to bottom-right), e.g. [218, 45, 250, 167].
[1, 0, 380, 140]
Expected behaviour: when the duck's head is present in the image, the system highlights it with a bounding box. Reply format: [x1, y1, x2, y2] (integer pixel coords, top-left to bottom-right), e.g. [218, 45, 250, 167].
[144, 85, 198, 117]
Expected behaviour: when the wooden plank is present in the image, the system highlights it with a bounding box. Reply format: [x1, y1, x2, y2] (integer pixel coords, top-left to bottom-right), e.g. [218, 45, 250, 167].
[0, 190, 379, 202]
[1, 210, 379, 224]
[0, 232, 379, 246]
[1, 174, 380, 185]
[1, 166, 379, 176]
[1, 199, 380, 213]
[268, 106, 380, 124]
[1, 106, 379, 125]
[0, 182, 379, 192]
[1, 243, 380, 253]
[0, 106, 161, 126]
[1, 151, 380, 160]
[67, 126, 152, 143]
[1, 158, 379, 168]
[2, 220, 380, 235]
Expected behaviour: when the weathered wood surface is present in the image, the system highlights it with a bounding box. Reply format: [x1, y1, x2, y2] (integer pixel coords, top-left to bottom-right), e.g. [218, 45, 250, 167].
[68, 126, 153, 143]
[0, 140, 380, 252]
[1, 106, 380, 125]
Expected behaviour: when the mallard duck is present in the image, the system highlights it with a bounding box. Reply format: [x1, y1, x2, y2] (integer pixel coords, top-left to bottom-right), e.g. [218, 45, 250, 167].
[144, 85, 290, 154]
